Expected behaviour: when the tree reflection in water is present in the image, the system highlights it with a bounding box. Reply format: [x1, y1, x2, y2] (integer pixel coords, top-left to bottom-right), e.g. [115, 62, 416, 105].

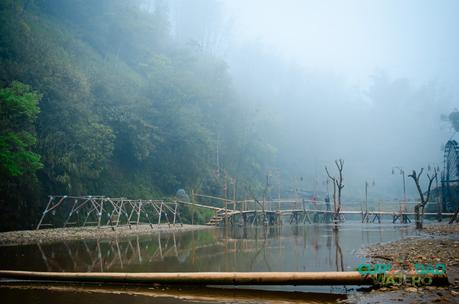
[0, 224, 408, 277]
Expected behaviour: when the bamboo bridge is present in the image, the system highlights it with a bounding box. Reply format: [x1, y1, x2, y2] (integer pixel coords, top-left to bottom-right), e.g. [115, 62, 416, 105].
[186, 193, 456, 226]
[35, 193, 457, 230]
[35, 140, 459, 230]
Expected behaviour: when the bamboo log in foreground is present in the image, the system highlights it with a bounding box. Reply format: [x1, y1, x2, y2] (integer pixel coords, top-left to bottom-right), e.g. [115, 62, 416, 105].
[0, 270, 449, 286]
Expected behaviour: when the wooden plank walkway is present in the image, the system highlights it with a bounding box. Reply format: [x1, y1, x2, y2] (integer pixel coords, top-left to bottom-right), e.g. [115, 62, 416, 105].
[181, 195, 456, 226]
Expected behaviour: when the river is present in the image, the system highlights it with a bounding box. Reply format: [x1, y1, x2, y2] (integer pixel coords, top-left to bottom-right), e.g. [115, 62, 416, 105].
[0, 223, 414, 303]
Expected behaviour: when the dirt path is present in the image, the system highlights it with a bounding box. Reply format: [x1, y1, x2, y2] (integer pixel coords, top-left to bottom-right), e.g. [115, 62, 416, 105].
[346, 223, 459, 303]
[0, 224, 213, 246]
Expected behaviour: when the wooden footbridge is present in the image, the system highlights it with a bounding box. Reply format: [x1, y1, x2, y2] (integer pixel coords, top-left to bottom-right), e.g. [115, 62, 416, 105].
[185, 193, 457, 226]
[36, 192, 458, 230]
[36, 196, 184, 230]
[35, 140, 459, 230]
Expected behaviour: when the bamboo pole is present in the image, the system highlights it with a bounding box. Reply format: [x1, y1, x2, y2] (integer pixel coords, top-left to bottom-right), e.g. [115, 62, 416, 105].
[0, 270, 448, 286]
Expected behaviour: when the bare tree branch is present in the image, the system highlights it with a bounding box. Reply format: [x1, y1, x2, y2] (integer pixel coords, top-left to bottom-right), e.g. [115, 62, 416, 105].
[326, 160, 345, 221]
[409, 169, 425, 204]
[408, 167, 437, 229]
[425, 170, 437, 204]
[325, 166, 336, 182]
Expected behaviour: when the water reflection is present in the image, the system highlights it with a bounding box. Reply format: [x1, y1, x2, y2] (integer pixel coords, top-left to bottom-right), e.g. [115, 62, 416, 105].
[0, 223, 412, 275]
[0, 283, 346, 304]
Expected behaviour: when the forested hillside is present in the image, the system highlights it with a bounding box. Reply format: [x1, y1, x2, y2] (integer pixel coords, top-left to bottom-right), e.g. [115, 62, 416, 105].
[0, 0, 275, 231]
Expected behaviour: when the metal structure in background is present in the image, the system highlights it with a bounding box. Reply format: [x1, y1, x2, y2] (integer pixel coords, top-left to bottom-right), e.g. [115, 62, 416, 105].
[36, 196, 183, 230]
[441, 140, 459, 223]
[442, 140, 459, 211]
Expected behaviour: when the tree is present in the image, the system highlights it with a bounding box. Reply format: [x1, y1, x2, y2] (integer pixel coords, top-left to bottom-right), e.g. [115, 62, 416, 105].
[0, 81, 42, 177]
[408, 168, 437, 229]
[0, 0, 276, 230]
[0, 81, 43, 231]
[325, 159, 344, 227]
[448, 110, 459, 132]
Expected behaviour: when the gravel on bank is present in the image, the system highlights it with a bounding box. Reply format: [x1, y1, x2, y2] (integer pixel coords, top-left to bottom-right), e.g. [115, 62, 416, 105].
[347, 223, 459, 304]
[0, 224, 213, 246]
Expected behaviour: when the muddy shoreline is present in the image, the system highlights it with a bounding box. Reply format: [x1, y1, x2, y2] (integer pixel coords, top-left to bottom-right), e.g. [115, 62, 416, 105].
[348, 223, 459, 303]
[0, 224, 213, 246]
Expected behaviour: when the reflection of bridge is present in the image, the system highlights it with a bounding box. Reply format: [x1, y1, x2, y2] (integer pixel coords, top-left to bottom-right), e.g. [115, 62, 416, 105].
[35, 232, 217, 272]
[31, 228, 286, 272]
[24, 225, 347, 275]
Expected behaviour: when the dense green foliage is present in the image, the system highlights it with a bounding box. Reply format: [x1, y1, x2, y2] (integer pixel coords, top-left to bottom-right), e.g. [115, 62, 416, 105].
[0, 0, 274, 230]
[0, 81, 43, 177]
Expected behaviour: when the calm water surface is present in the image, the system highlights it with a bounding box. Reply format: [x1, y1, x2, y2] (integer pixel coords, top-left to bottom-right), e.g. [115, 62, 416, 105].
[0, 223, 413, 303]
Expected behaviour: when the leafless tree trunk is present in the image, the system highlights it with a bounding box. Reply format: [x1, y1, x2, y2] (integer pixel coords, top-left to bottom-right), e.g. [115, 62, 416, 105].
[325, 159, 344, 227]
[335, 160, 344, 213]
[408, 168, 437, 229]
[333, 229, 344, 272]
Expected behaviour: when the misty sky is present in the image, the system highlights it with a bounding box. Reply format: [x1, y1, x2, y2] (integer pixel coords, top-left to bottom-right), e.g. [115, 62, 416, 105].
[167, 0, 458, 201]
[215, 0, 458, 200]
[224, 0, 459, 87]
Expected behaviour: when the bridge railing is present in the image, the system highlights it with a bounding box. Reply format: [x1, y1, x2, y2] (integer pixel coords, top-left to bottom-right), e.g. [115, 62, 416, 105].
[196, 197, 452, 220]
[236, 199, 421, 214]
[36, 196, 183, 230]
[191, 194, 444, 215]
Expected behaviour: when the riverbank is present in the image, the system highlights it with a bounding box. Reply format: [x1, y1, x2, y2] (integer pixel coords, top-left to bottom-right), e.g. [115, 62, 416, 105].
[348, 223, 459, 303]
[0, 224, 212, 246]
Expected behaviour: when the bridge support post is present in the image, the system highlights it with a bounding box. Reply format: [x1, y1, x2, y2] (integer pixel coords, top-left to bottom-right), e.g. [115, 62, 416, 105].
[449, 207, 459, 224]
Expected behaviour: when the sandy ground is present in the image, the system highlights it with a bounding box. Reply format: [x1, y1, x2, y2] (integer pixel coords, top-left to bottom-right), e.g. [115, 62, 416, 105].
[346, 223, 459, 304]
[0, 224, 213, 246]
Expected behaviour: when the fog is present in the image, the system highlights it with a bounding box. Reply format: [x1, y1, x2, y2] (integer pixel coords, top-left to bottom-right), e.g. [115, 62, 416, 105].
[225, 0, 459, 85]
[2, 0, 458, 220]
[167, 0, 459, 200]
